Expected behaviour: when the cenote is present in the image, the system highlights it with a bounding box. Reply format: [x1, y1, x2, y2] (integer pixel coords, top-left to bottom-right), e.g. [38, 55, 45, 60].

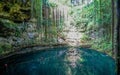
[0, 47, 116, 75]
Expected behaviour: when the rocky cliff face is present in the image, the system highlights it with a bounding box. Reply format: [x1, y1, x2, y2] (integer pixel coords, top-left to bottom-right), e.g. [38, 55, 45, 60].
[0, 19, 38, 54]
[0, 18, 66, 54]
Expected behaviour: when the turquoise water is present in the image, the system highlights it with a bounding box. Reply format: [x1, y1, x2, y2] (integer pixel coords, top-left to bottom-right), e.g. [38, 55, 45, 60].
[0, 47, 116, 75]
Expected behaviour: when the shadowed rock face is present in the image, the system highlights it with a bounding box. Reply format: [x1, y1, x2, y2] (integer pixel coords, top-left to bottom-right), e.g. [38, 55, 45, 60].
[0, 47, 116, 75]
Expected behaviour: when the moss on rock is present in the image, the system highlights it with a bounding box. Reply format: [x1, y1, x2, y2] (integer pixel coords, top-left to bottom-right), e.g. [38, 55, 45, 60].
[0, 42, 13, 54]
[0, 19, 21, 37]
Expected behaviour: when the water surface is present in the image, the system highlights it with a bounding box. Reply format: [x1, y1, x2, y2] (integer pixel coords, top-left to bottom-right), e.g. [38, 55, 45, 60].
[0, 47, 116, 75]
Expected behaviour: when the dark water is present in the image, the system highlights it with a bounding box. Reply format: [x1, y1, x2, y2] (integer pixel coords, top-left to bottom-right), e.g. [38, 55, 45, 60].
[0, 47, 116, 75]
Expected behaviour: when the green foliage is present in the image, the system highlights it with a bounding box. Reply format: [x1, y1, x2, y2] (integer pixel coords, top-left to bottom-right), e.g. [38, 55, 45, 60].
[76, 0, 113, 56]
[0, 2, 3, 12]
[0, 19, 21, 37]
[10, 4, 20, 13]
[0, 0, 113, 56]
[48, 0, 58, 7]
[49, 3, 58, 7]
[0, 19, 17, 29]
[81, 34, 91, 42]
[80, 0, 112, 27]
[0, 1, 31, 22]
[0, 42, 13, 54]
[86, 21, 96, 30]
[91, 37, 112, 56]
[10, 4, 30, 22]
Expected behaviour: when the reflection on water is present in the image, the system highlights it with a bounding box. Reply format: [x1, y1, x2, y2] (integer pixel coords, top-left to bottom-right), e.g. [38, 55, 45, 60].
[0, 47, 116, 75]
[66, 48, 81, 68]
